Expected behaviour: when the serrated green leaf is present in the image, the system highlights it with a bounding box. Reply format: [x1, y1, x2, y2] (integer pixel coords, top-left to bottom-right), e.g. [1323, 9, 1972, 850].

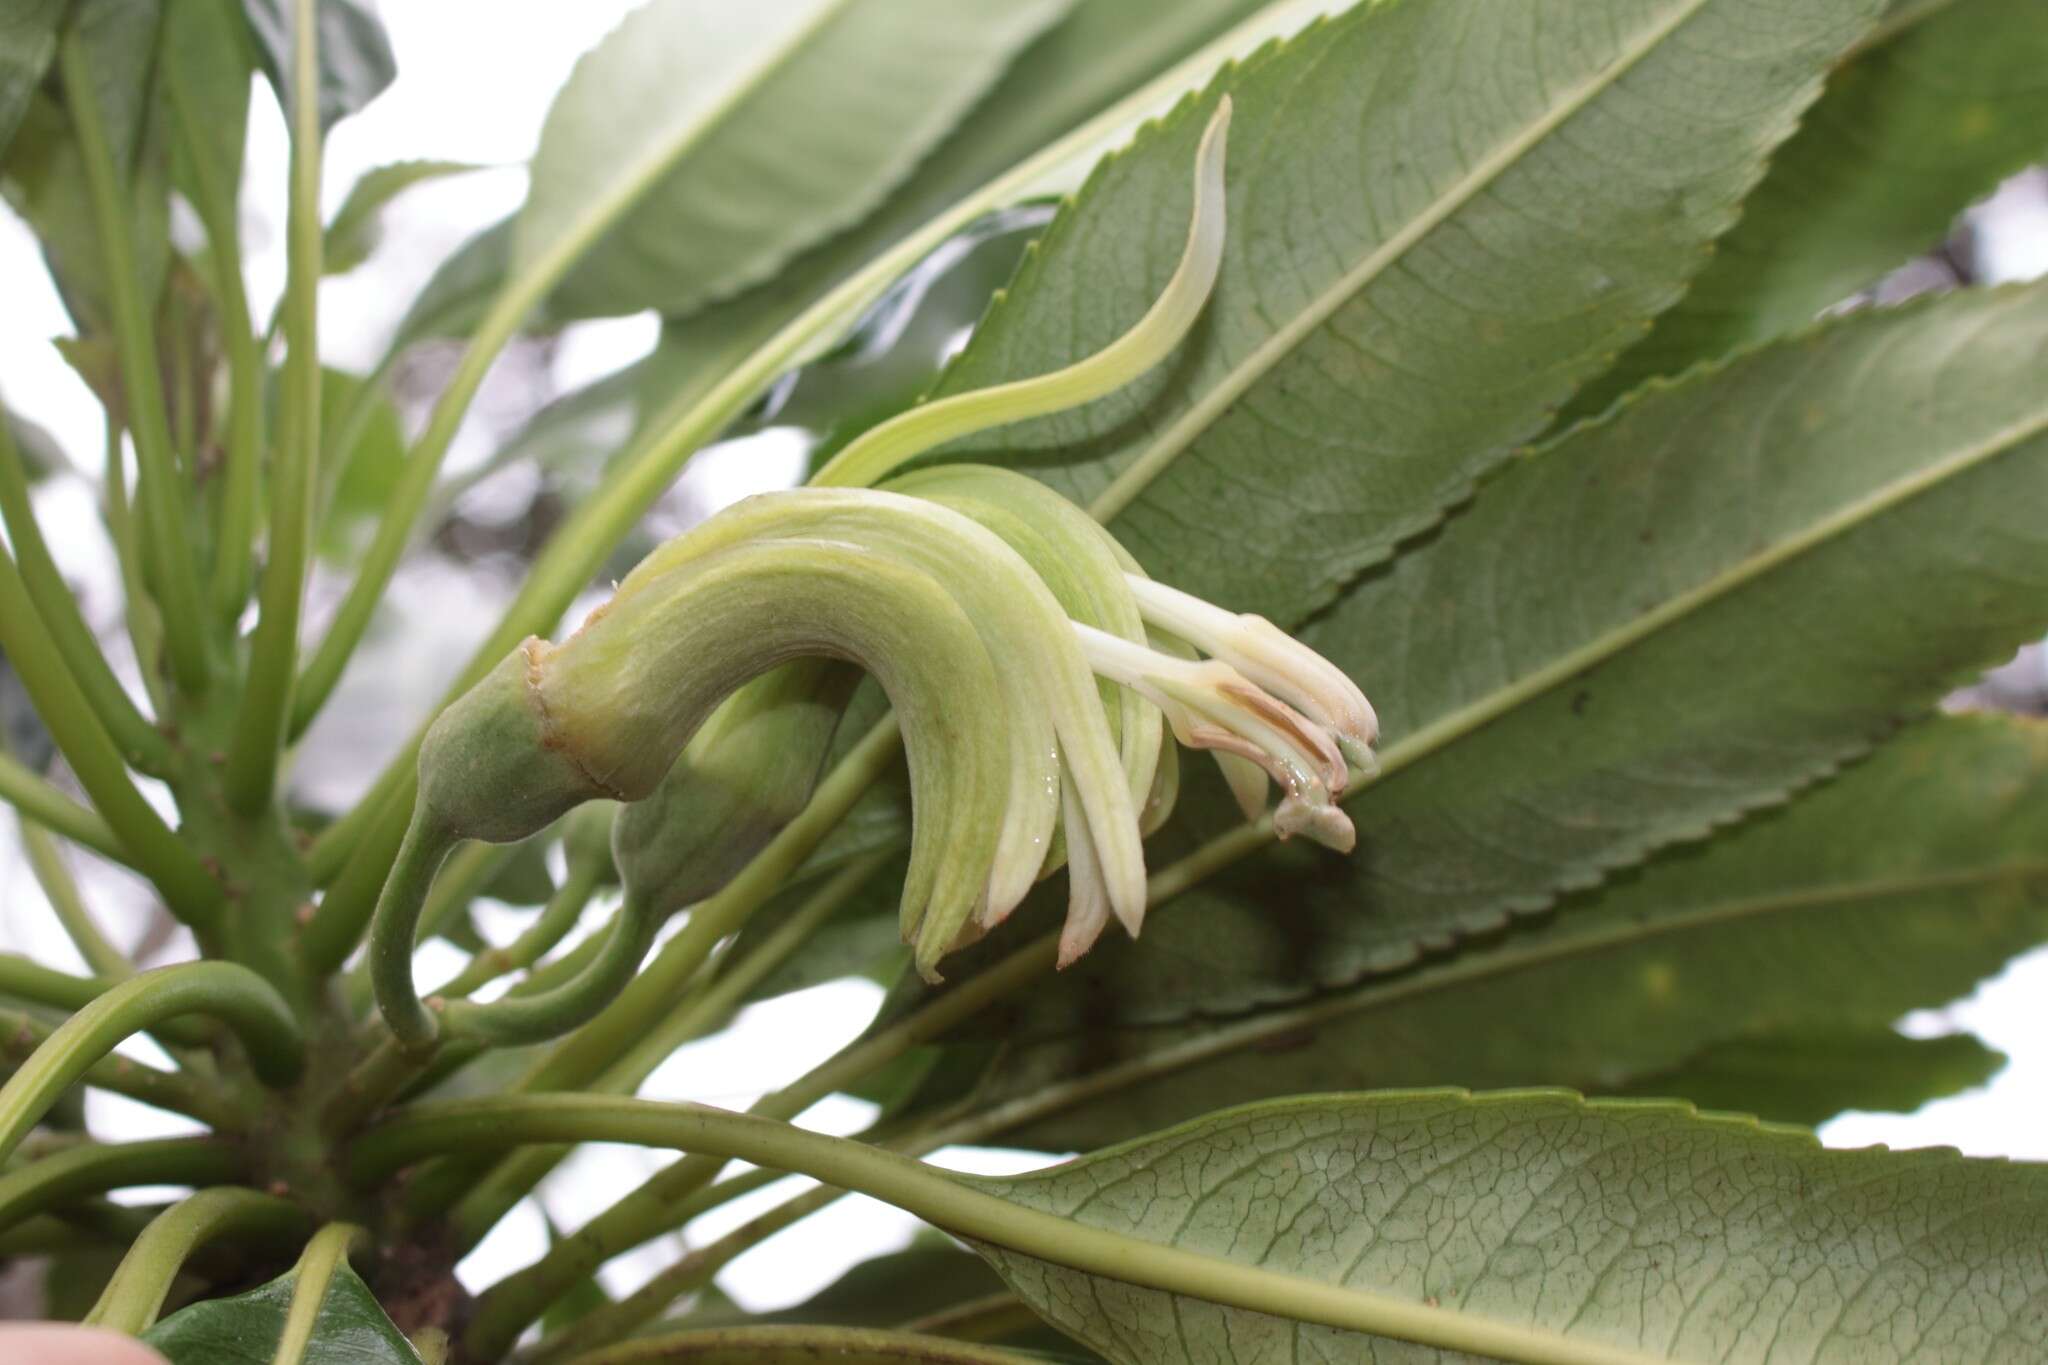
[386, 0, 1278, 354]
[967, 1090, 2048, 1363]
[1567, 0, 2048, 422]
[638, 0, 1291, 337]
[0, 0, 65, 160]
[1609, 1027, 2005, 1127]
[1002, 280, 2048, 1031]
[142, 1259, 420, 1365]
[240, 0, 395, 133]
[910, 716, 2048, 1150]
[520, 0, 1072, 322]
[931, 0, 1883, 624]
[323, 159, 481, 276]
[469, 203, 1049, 556]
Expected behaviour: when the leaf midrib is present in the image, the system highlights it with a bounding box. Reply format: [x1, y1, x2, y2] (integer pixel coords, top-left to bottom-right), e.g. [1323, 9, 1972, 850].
[1085, 0, 1716, 524]
[987, 857, 2048, 1137]
[1377, 399, 2048, 786]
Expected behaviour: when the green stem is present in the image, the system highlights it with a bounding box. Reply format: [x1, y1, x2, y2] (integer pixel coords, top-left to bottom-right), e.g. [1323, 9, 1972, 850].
[0, 1204, 159, 1257]
[102, 423, 170, 716]
[544, 1077, 1123, 1357]
[288, 125, 670, 740]
[554, 1325, 1040, 1365]
[162, 36, 265, 624]
[0, 953, 116, 1014]
[0, 962, 302, 1160]
[312, 349, 399, 533]
[345, 837, 513, 1016]
[273, 1222, 368, 1365]
[436, 727, 901, 1240]
[0, 1008, 223, 1124]
[17, 821, 133, 978]
[0, 544, 223, 927]
[526, 1182, 843, 1364]
[472, 928, 1027, 1350]
[0, 1137, 235, 1230]
[0, 417, 172, 771]
[597, 851, 887, 1089]
[383, 931, 613, 1115]
[360, 1097, 1658, 1365]
[0, 750, 130, 867]
[84, 1188, 311, 1333]
[58, 35, 211, 693]
[365, 816, 461, 1051]
[302, 789, 409, 972]
[433, 858, 605, 1000]
[223, 0, 323, 814]
[529, 722, 899, 1098]
[0, 954, 212, 1047]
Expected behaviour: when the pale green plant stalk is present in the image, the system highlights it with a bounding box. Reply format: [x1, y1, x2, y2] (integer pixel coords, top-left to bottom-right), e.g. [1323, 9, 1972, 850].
[358, 1096, 1663, 1365]
[223, 0, 323, 813]
[272, 1223, 368, 1365]
[55, 33, 211, 693]
[83, 1189, 309, 1334]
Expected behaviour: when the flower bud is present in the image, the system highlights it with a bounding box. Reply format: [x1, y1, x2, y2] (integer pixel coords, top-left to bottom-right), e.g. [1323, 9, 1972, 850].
[611, 659, 857, 917]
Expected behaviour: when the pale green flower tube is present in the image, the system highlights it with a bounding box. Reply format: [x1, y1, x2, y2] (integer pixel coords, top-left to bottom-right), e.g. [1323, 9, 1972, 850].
[627, 486, 1143, 937]
[887, 463, 1167, 851]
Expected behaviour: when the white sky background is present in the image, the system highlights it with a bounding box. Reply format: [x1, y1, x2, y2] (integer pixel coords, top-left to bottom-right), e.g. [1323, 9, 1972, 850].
[3, 0, 2048, 1330]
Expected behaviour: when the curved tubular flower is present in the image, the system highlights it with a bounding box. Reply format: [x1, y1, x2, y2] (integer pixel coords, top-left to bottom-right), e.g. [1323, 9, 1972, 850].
[895, 461, 1378, 939]
[370, 536, 1010, 1049]
[888, 464, 1167, 836]
[619, 486, 1146, 944]
[808, 97, 1231, 491]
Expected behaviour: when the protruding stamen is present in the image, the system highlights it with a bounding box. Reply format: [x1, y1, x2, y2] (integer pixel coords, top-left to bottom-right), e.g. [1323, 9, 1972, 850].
[1125, 573, 1377, 768]
[1074, 624, 1356, 853]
